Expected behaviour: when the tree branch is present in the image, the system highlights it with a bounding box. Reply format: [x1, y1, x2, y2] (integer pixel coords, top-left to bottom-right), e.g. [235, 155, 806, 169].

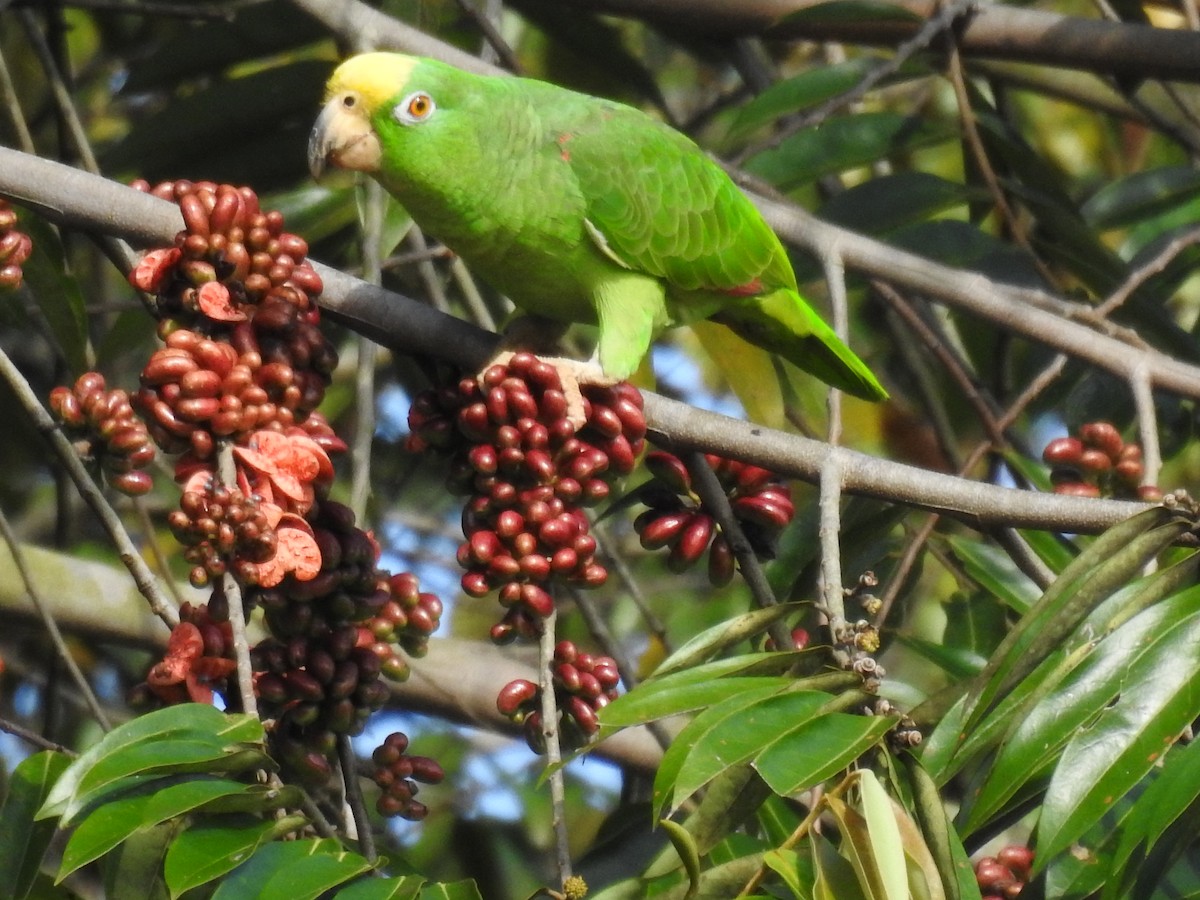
[559, 0, 1200, 84]
[0, 146, 1153, 535]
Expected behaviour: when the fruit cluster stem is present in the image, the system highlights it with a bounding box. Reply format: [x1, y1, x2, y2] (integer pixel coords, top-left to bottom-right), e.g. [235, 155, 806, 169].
[538, 604, 573, 883]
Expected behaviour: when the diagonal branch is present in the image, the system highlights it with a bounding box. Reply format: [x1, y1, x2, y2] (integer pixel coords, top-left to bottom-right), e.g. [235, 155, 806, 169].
[0, 147, 1154, 535]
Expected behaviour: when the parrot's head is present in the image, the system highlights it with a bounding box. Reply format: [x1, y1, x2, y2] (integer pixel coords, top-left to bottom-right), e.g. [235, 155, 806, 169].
[308, 52, 447, 181]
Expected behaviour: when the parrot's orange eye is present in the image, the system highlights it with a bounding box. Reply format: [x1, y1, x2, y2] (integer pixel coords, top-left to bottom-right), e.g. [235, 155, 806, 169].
[394, 91, 435, 125]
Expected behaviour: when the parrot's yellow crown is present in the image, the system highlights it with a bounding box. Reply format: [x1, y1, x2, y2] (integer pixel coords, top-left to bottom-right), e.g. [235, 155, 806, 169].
[325, 52, 419, 114]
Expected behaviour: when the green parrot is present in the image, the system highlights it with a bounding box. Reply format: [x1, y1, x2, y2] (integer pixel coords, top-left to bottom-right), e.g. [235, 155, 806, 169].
[308, 52, 886, 402]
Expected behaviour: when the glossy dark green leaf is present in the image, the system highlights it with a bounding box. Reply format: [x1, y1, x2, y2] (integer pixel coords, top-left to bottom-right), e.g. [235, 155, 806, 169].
[1036, 589, 1200, 864]
[104, 61, 330, 190]
[41, 704, 253, 820]
[151, 779, 297, 822]
[58, 789, 154, 881]
[209, 838, 373, 900]
[121, 0, 326, 92]
[72, 741, 270, 818]
[654, 686, 816, 815]
[728, 57, 905, 141]
[746, 113, 954, 191]
[600, 676, 791, 728]
[946, 535, 1040, 615]
[965, 585, 1200, 835]
[163, 813, 302, 897]
[1105, 739, 1200, 897]
[0, 751, 71, 900]
[819, 172, 980, 236]
[754, 711, 895, 795]
[962, 507, 1186, 732]
[101, 820, 177, 900]
[1082, 166, 1200, 230]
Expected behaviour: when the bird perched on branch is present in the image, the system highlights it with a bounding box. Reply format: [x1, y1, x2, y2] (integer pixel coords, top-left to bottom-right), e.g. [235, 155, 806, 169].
[308, 52, 886, 409]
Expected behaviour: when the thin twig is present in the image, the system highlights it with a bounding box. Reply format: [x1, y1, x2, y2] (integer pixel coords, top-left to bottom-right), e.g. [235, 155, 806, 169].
[216, 444, 258, 717]
[732, 0, 978, 164]
[0, 43, 35, 153]
[818, 250, 848, 646]
[351, 181, 386, 521]
[1130, 360, 1161, 489]
[0, 509, 112, 730]
[680, 449, 792, 650]
[133, 498, 188, 608]
[945, 25, 1059, 288]
[453, 0, 523, 73]
[338, 735, 378, 861]
[0, 343, 179, 627]
[538, 604, 573, 885]
[592, 524, 672, 652]
[0, 714, 79, 756]
[1096, 225, 1200, 317]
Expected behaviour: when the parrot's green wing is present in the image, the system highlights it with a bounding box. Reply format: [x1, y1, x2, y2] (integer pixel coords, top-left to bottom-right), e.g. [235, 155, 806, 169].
[566, 108, 791, 296]
[564, 108, 887, 401]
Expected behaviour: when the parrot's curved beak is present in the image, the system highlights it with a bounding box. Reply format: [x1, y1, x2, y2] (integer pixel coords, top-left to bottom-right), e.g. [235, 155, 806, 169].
[307, 93, 381, 180]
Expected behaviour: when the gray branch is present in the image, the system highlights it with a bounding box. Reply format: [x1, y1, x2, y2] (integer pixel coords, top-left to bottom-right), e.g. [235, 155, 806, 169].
[0, 146, 1151, 533]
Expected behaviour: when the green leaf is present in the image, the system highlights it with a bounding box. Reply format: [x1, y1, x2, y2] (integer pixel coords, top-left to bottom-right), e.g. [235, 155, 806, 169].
[335, 877, 426, 900]
[1105, 739, 1200, 896]
[946, 536, 1040, 615]
[745, 113, 954, 191]
[1036, 588, 1200, 865]
[417, 881, 485, 900]
[101, 820, 177, 900]
[727, 57, 914, 141]
[142, 778, 298, 824]
[962, 508, 1186, 732]
[653, 602, 808, 676]
[819, 173, 980, 236]
[966, 584, 1200, 836]
[72, 741, 269, 819]
[763, 848, 806, 898]
[0, 751, 71, 900]
[654, 685, 806, 815]
[40, 704, 247, 819]
[857, 771, 907, 900]
[754, 712, 895, 795]
[1082, 166, 1200, 230]
[658, 819, 700, 899]
[600, 676, 790, 728]
[58, 789, 154, 881]
[163, 813, 301, 897]
[210, 838, 373, 900]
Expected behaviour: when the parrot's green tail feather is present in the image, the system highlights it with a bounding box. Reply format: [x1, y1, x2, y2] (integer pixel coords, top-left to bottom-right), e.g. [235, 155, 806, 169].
[713, 289, 888, 402]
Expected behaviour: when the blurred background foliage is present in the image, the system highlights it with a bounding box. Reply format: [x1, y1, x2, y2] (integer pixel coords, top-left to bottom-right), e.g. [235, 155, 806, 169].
[3, 0, 1200, 897]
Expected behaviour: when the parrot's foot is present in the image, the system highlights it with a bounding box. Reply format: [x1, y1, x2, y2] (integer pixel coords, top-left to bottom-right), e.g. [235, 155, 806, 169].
[479, 350, 615, 431]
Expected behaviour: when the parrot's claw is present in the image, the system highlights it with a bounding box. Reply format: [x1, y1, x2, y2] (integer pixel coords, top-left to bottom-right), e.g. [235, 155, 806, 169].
[478, 350, 614, 431]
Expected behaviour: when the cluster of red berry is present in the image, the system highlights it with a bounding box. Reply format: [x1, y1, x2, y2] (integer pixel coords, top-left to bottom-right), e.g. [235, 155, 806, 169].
[247, 499, 442, 781]
[49, 372, 157, 496]
[1043, 421, 1160, 500]
[496, 640, 621, 752]
[975, 845, 1032, 898]
[370, 731, 445, 820]
[634, 450, 794, 585]
[104, 182, 445, 793]
[0, 199, 31, 290]
[407, 353, 646, 641]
